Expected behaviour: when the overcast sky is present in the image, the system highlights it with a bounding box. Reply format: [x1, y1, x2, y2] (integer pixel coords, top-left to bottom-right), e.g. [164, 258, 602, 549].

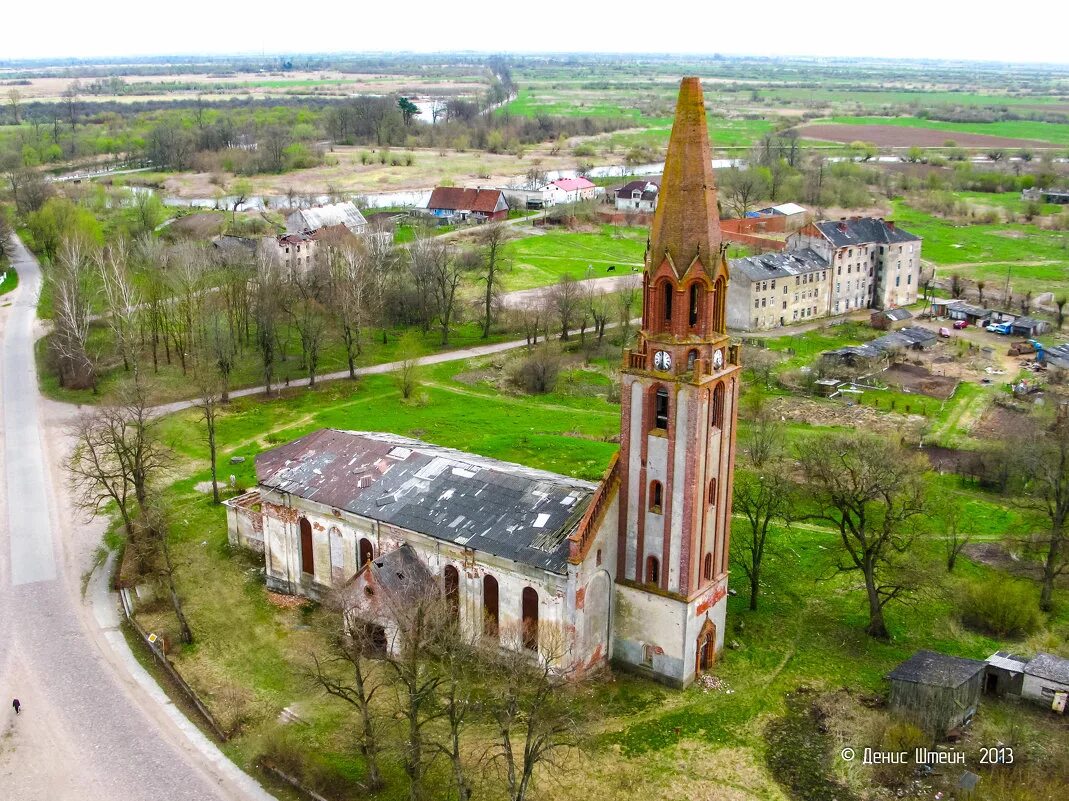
[6, 0, 1068, 65]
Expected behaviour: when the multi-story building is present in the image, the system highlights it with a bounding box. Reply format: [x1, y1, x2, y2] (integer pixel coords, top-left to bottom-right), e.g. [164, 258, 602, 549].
[727, 217, 921, 331]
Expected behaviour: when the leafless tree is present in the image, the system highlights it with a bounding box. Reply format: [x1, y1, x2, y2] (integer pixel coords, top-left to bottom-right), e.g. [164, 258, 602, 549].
[548, 275, 581, 340]
[282, 262, 328, 387]
[472, 222, 514, 338]
[194, 372, 223, 503]
[484, 626, 583, 801]
[617, 282, 639, 343]
[798, 433, 928, 639]
[395, 332, 422, 401]
[1011, 414, 1069, 611]
[49, 236, 96, 390]
[732, 467, 794, 610]
[253, 251, 283, 394]
[137, 500, 194, 645]
[325, 241, 379, 378]
[587, 288, 611, 345]
[97, 239, 140, 373]
[410, 232, 466, 346]
[310, 620, 387, 792]
[721, 167, 767, 219]
[7, 89, 21, 124]
[741, 405, 784, 469]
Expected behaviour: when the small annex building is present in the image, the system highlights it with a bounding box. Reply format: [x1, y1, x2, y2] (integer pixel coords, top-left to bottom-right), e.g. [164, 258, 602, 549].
[888, 650, 986, 735]
[1022, 653, 1069, 711]
[871, 307, 913, 331]
[984, 651, 1027, 697]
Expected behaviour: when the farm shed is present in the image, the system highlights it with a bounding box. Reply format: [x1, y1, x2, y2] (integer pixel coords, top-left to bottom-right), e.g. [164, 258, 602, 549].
[945, 301, 991, 326]
[1009, 316, 1051, 337]
[888, 650, 986, 735]
[1021, 653, 1069, 712]
[983, 651, 1027, 697]
[871, 307, 913, 331]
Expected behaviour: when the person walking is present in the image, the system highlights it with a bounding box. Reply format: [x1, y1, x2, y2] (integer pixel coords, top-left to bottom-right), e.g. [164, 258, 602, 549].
[12, 698, 21, 715]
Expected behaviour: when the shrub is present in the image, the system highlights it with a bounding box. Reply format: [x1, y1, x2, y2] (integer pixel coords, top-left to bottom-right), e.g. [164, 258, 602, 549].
[573, 143, 597, 157]
[960, 579, 1043, 637]
[510, 344, 561, 394]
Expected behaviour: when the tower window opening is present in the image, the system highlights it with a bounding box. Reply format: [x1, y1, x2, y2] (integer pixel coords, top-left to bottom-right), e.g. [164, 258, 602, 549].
[689, 284, 700, 326]
[703, 552, 713, 581]
[649, 480, 663, 514]
[645, 555, 660, 586]
[654, 387, 669, 430]
[711, 383, 725, 429]
[662, 281, 673, 321]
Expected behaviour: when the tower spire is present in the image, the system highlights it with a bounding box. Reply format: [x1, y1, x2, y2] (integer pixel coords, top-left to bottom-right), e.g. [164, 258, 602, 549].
[648, 77, 723, 277]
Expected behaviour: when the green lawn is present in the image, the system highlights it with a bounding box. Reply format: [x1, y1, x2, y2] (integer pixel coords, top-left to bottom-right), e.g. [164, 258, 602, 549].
[503, 226, 647, 290]
[0, 263, 16, 297]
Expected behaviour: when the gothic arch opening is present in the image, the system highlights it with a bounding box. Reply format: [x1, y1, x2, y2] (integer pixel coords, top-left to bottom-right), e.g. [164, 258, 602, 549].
[521, 587, 539, 651]
[649, 480, 663, 514]
[483, 574, 499, 641]
[645, 555, 660, 586]
[688, 283, 701, 327]
[660, 278, 674, 322]
[444, 565, 460, 622]
[711, 383, 725, 429]
[299, 517, 314, 576]
[653, 386, 669, 430]
[358, 537, 374, 567]
[696, 618, 717, 673]
[703, 552, 713, 581]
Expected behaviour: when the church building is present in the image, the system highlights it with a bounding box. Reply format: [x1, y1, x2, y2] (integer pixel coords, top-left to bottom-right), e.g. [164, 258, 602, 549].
[225, 77, 741, 688]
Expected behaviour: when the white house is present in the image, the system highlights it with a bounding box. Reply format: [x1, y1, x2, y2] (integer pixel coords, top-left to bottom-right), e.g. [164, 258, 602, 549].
[284, 201, 368, 236]
[1021, 653, 1069, 712]
[615, 180, 659, 213]
[546, 177, 599, 205]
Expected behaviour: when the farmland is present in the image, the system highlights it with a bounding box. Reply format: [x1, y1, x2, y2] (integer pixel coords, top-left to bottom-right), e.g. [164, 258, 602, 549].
[800, 116, 1069, 148]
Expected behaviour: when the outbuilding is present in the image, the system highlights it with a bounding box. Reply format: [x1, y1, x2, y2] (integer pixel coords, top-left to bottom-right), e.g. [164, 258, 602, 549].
[871, 307, 913, 331]
[983, 651, 1027, 697]
[1009, 316, 1052, 338]
[888, 650, 986, 735]
[1022, 653, 1069, 712]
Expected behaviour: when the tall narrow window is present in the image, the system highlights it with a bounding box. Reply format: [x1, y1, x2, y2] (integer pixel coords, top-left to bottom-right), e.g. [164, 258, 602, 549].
[649, 480, 664, 514]
[521, 587, 539, 651]
[444, 565, 460, 622]
[708, 477, 718, 505]
[299, 518, 314, 576]
[703, 553, 714, 581]
[358, 537, 374, 567]
[483, 575, 499, 641]
[662, 281, 673, 321]
[687, 349, 699, 371]
[689, 284, 700, 326]
[711, 383, 725, 429]
[654, 387, 669, 430]
[645, 555, 660, 586]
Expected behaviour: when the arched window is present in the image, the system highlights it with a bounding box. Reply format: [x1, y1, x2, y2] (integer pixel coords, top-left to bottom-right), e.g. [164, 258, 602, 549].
[595, 548, 602, 566]
[689, 284, 701, 326]
[708, 477, 718, 505]
[687, 349, 699, 371]
[299, 517, 314, 576]
[521, 587, 539, 651]
[645, 555, 660, 586]
[649, 480, 663, 514]
[444, 565, 460, 622]
[711, 383, 725, 429]
[654, 387, 669, 430]
[713, 277, 726, 331]
[703, 553, 713, 581]
[483, 575, 499, 641]
[661, 279, 674, 322]
[358, 537, 374, 567]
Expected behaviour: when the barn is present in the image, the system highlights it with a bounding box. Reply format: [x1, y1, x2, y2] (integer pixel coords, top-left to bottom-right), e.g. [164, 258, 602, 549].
[888, 650, 986, 735]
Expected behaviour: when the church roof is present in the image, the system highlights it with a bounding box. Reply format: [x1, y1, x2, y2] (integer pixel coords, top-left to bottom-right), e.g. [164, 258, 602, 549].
[648, 77, 723, 277]
[257, 430, 596, 574]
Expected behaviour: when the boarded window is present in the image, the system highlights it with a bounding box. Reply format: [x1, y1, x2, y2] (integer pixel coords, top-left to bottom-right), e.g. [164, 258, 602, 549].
[521, 587, 539, 651]
[444, 565, 460, 622]
[708, 478, 717, 505]
[329, 527, 344, 584]
[687, 349, 699, 371]
[483, 575, 499, 641]
[299, 518, 314, 576]
[646, 555, 660, 586]
[703, 552, 713, 581]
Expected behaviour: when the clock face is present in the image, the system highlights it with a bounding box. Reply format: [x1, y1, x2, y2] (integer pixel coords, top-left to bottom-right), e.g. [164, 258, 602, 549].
[712, 349, 724, 370]
[654, 350, 673, 371]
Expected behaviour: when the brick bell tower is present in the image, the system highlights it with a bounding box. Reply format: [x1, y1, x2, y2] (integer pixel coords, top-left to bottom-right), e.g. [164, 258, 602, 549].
[613, 77, 740, 687]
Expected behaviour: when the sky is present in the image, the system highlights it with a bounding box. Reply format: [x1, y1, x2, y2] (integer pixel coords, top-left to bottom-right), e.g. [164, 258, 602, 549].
[5, 0, 1069, 65]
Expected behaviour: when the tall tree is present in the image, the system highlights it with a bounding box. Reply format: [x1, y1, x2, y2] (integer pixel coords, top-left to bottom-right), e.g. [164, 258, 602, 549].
[473, 222, 513, 338]
[798, 433, 928, 639]
[732, 467, 794, 610]
[49, 236, 97, 390]
[548, 274, 581, 341]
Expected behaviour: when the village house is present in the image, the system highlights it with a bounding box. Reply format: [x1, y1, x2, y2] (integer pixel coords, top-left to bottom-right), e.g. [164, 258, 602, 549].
[615, 180, 660, 213]
[726, 249, 829, 330]
[753, 202, 807, 231]
[546, 176, 599, 205]
[888, 650, 986, 735]
[870, 307, 913, 331]
[226, 77, 742, 688]
[426, 187, 509, 223]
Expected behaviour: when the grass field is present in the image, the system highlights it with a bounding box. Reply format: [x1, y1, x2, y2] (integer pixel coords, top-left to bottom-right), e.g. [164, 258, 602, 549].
[133, 348, 1068, 801]
[503, 226, 647, 290]
[0, 264, 17, 297]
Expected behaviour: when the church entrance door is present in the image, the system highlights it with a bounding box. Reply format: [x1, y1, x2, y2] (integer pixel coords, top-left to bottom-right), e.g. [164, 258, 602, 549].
[695, 619, 716, 674]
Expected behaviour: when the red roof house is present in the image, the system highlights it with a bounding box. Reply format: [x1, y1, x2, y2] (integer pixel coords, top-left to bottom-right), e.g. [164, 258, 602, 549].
[426, 187, 509, 222]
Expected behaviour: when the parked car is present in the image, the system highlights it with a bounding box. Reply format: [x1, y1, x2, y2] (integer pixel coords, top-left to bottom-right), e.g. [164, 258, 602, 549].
[939, 327, 952, 338]
[953, 320, 968, 330]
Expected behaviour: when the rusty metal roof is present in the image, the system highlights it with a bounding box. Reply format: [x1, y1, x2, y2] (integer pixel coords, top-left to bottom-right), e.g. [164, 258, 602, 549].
[257, 430, 595, 574]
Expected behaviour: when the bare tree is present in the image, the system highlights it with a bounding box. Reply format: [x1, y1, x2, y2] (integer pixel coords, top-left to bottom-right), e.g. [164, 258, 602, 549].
[253, 251, 282, 394]
[325, 241, 380, 378]
[97, 239, 140, 373]
[473, 222, 514, 338]
[7, 89, 21, 124]
[411, 233, 467, 346]
[395, 332, 422, 401]
[283, 263, 328, 387]
[732, 467, 794, 610]
[485, 627, 582, 801]
[194, 372, 223, 503]
[721, 167, 767, 219]
[49, 237, 96, 390]
[798, 433, 928, 639]
[138, 500, 194, 645]
[741, 405, 784, 469]
[548, 275, 581, 340]
[587, 288, 611, 345]
[1012, 414, 1069, 611]
[942, 496, 971, 573]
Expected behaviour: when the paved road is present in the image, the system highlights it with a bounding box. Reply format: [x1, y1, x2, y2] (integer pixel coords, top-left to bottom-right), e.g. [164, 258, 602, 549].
[0, 235, 270, 800]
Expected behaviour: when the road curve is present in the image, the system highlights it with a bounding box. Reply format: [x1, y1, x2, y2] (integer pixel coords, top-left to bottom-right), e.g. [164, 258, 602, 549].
[0, 235, 270, 801]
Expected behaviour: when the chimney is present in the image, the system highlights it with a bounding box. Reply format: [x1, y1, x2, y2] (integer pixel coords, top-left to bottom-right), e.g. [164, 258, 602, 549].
[887, 220, 895, 230]
[838, 221, 847, 232]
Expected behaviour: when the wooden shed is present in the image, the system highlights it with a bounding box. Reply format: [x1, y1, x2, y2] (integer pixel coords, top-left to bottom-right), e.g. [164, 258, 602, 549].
[888, 650, 986, 736]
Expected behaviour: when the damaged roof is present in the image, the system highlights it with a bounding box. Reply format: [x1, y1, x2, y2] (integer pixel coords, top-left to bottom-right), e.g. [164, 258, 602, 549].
[257, 430, 596, 574]
[1024, 653, 1069, 685]
[888, 650, 986, 689]
[285, 202, 368, 234]
[814, 217, 920, 247]
[730, 248, 828, 282]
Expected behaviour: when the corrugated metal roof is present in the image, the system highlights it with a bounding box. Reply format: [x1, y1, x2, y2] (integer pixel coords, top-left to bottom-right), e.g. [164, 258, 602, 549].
[257, 430, 595, 574]
[730, 248, 828, 282]
[286, 202, 368, 235]
[815, 218, 920, 247]
[986, 651, 1028, 673]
